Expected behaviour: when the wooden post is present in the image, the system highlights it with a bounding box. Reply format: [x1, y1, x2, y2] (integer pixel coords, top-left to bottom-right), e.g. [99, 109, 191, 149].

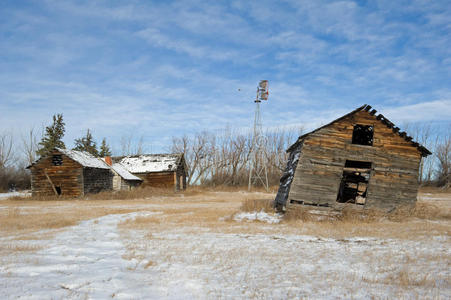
[44, 171, 59, 196]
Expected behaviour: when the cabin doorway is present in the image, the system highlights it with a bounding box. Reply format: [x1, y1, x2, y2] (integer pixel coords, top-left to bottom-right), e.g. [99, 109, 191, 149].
[336, 160, 371, 205]
[55, 186, 62, 196]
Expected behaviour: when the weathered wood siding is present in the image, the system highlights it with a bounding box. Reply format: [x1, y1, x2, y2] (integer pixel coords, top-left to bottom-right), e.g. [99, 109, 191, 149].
[121, 180, 141, 191]
[288, 110, 422, 211]
[30, 151, 83, 197]
[175, 161, 187, 191]
[134, 172, 176, 189]
[83, 168, 113, 194]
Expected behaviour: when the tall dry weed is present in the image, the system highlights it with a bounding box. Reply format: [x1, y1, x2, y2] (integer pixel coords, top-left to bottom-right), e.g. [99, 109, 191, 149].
[240, 198, 274, 212]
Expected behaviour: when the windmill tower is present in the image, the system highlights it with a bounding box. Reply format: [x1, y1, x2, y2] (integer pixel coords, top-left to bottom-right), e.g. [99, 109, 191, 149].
[248, 80, 269, 191]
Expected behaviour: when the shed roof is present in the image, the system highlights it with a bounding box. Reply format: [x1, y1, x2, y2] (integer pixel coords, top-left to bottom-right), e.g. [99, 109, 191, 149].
[110, 163, 142, 181]
[56, 148, 111, 169]
[115, 154, 183, 174]
[287, 104, 432, 157]
[27, 148, 111, 169]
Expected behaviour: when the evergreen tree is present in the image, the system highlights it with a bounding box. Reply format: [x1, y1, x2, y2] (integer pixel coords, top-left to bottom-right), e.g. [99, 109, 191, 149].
[99, 138, 112, 157]
[36, 114, 66, 157]
[73, 129, 98, 156]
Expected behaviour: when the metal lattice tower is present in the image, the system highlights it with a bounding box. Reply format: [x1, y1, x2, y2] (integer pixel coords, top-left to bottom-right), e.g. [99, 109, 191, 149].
[248, 80, 269, 191]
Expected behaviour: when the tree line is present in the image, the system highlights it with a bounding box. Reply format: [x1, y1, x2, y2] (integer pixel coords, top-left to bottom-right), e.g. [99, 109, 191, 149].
[0, 114, 450, 192]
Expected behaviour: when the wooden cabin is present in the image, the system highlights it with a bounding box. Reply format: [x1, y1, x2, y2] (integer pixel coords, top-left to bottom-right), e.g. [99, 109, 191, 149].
[103, 157, 142, 191]
[275, 104, 431, 212]
[113, 154, 187, 191]
[27, 148, 114, 197]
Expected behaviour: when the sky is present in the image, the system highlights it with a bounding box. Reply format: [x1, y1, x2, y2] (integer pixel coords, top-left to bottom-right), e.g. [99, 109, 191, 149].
[1, 0, 450, 154]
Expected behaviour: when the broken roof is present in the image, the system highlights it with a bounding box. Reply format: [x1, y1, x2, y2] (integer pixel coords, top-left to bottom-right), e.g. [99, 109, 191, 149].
[115, 154, 183, 173]
[110, 163, 142, 181]
[27, 148, 111, 169]
[287, 104, 432, 157]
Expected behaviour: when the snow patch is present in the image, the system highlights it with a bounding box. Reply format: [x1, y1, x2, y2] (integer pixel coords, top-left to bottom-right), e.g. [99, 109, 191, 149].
[234, 210, 282, 224]
[0, 191, 31, 199]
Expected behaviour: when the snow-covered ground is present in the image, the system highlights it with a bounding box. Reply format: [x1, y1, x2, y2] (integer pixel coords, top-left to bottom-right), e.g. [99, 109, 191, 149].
[0, 212, 163, 299]
[0, 191, 450, 299]
[0, 191, 30, 200]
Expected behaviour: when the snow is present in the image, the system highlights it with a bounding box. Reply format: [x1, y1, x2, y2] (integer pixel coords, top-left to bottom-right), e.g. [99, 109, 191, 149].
[0, 212, 162, 299]
[0, 191, 31, 199]
[111, 163, 143, 181]
[119, 154, 180, 173]
[1, 204, 449, 298]
[57, 148, 110, 169]
[234, 210, 282, 224]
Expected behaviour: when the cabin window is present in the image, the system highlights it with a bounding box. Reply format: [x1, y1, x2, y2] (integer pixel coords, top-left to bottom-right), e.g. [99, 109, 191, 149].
[344, 160, 372, 169]
[337, 160, 372, 205]
[52, 155, 63, 166]
[352, 125, 373, 146]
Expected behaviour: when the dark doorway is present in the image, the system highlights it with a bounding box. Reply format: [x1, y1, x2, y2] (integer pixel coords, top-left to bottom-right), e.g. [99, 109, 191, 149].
[55, 186, 62, 195]
[337, 161, 371, 205]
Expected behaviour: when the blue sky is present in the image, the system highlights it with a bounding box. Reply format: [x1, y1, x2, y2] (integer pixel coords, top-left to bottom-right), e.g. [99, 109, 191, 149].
[1, 0, 450, 154]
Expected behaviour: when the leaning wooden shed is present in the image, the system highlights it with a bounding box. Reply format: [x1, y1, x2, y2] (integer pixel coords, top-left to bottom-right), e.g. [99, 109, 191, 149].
[113, 154, 187, 191]
[275, 104, 431, 212]
[27, 148, 114, 197]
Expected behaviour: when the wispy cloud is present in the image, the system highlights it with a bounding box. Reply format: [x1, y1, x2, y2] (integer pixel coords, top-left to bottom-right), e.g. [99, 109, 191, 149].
[0, 0, 449, 153]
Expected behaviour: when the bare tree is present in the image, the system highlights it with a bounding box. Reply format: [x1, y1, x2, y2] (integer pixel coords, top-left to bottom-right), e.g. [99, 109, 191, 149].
[172, 126, 303, 187]
[21, 127, 41, 166]
[435, 131, 451, 188]
[0, 132, 14, 169]
[120, 134, 147, 156]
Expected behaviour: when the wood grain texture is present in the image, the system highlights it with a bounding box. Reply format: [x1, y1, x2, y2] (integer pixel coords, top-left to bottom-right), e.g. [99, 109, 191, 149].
[286, 110, 422, 212]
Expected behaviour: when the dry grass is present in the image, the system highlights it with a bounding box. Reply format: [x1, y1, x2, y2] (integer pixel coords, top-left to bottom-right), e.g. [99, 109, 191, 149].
[240, 198, 274, 212]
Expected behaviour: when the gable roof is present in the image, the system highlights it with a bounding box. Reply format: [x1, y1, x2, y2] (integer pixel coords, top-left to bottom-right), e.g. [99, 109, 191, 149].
[115, 153, 184, 173]
[287, 104, 432, 157]
[27, 148, 111, 169]
[110, 163, 143, 181]
[56, 148, 112, 169]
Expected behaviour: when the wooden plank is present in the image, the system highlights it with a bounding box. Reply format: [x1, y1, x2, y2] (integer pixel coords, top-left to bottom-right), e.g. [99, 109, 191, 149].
[44, 171, 59, 196]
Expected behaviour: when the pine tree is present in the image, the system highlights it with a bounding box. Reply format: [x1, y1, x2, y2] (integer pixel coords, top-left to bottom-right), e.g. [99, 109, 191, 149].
[99, 138, 112, 157]
[36, 114, 66, 157]
[73, 129, 99, 156]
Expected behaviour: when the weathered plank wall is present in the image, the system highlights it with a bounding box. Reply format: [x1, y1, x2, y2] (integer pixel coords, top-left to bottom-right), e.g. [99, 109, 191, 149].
[288, 110, 421, 211]
[121, 180, 141, 191]
[134, 172, 176, 189]
[83, 168, 113, 194]
[30, 151, 83, 197]
[175, 163, 187, 191]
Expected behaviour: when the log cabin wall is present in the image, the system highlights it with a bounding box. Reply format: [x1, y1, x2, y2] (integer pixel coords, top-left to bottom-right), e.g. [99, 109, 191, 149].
[134, 171, 176, 189]
[83, 168, 113, 194]
[29, 151, 84, 197]
[287, 110, 422, 211]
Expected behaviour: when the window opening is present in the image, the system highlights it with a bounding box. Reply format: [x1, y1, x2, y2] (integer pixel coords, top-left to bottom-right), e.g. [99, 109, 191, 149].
[352, 125, 373, 146]
[344, 160, 372, 169]
[52, 155, 63, 166]
[337, 161, 371, 205]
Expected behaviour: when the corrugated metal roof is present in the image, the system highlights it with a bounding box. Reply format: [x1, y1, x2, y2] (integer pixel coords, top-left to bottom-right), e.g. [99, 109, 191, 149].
[117, 154, 183, 173]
